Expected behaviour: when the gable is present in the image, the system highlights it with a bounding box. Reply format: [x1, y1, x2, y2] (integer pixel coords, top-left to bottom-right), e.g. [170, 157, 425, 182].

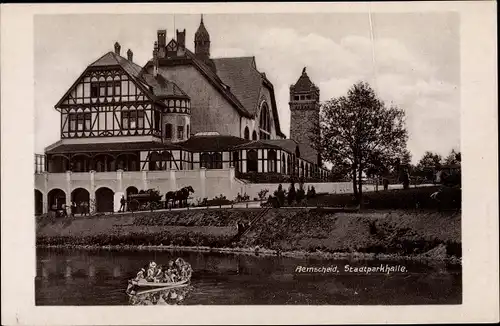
[212, 57, 261, 116]
[56, 67, 153, 108]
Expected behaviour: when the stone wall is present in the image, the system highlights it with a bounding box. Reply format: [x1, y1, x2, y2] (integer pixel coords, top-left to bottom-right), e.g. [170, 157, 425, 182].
[290, 107, 319, 148]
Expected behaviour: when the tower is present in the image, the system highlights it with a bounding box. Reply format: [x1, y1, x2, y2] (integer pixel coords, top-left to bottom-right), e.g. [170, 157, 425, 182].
[289, 67, 320, 149]
[194, 15, 210, 60]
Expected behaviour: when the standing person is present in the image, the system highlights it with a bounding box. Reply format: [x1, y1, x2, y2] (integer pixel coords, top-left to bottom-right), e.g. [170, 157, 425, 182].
[61, 203, 68, 218]
[383, 178, 389, 191]
[71, 201, 77, 217]
[119, 195, 126, 212]
[82, 201, 89, 216]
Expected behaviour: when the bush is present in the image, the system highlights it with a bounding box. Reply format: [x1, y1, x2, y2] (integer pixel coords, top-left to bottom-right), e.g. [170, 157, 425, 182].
[274, 184, 286, 207]
[287, 181, 296, 205]
[258, 189, 269, 201]
[306, 186, 316, 199]
[235, 192, 250, 202]
[304, 186, 460, 210]
[296, 181, 306, 202]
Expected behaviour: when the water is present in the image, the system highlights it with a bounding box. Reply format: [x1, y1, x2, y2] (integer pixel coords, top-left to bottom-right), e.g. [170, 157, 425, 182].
[35, 248, 461, 305]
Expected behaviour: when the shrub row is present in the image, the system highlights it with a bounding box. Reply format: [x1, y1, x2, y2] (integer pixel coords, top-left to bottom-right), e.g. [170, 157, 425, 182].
[304, 186, 461, 210]
[37, 231, 232, 248]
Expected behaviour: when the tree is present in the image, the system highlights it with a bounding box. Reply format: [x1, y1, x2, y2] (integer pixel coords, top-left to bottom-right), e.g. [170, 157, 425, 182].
[444, 149, 461, 166]
[314, 81, 408, 202]
[417, 151, 442, 170]
[414, 151, 443, 182]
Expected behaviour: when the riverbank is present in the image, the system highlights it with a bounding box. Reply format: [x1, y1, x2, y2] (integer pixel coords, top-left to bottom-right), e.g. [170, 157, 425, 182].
[36, 207, 461, 262]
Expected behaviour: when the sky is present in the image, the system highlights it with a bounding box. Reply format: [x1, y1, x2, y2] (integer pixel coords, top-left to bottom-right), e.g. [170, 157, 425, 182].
[35, 13, 460, 164]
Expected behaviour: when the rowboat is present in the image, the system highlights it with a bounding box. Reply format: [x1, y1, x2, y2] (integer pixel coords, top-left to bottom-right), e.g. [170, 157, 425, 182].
[130, 279, 189, 288]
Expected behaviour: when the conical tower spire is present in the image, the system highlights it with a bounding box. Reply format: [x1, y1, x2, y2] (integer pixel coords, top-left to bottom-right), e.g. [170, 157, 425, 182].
[195, 13, 210, 59]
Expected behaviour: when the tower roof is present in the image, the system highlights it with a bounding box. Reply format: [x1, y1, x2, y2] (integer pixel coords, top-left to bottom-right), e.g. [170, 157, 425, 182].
[195, 14, 210, 42]
[292, 67, 316, 92]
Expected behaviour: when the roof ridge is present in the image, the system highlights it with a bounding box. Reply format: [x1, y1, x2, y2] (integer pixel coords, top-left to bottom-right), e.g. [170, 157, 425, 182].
[88, 51, 120, 67]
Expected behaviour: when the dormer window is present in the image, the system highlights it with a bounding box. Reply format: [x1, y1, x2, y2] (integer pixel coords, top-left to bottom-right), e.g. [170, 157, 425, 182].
[90, 81, 121, 98]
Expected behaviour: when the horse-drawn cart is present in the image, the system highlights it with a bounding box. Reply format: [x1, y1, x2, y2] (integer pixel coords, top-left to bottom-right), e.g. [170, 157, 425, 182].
[128, 190, 163, 212]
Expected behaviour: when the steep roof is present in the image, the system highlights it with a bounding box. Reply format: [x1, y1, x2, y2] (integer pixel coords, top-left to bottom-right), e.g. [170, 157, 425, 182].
[45, 141, 182, 154]
[89, 51, 143, 79]
[211, 56, 286, 138]
[179, 135, 250, 152]
[264, 139, 318, 165]
[56, 50, 189, 108]
[141, 73, 189, 98]
[292, 67, 316, 92]
[195, 15, 210, 42]
[232, 138, 318, 165]
[142, 49, 286, 137]
[184, 50, 251, 117]
[212, 57, 262, 115]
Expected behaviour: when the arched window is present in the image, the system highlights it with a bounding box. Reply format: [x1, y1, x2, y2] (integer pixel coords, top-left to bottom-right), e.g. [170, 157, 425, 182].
[267, 150, 277, 173]
[186, 124, 190, 138]
[93, 154, 115, 172]
[200, 153, 211, 169]
[247, 149, 258, 172]
[212, 152, 222, 169]
[259, 103, 271, 140]
[300, 161, 305, 178]
[281, 153, 286, 174]
[252, 131, 257, 140]
[148, 151, 161, 171]
[244, 127, 250, 140]
[116, 153, 139, 171]
[287, 155, 292, 176]
[71, 154, 91, 172]
[48, 155, 70, 173]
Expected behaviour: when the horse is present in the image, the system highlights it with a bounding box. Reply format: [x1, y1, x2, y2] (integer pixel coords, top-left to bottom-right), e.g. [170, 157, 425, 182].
[173, 186, 195, 208]
[164, 191, 176, 209]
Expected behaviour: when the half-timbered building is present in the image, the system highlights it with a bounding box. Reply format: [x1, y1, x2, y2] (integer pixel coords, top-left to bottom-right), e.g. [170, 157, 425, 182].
[35, 16, 330, 214]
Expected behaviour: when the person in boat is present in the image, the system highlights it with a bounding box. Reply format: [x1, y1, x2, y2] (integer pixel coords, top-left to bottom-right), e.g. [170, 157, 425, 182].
[163, 269, 173, 283]
[166, 260, 178, 279]
[175, 258, 193, 281]
[153, 266, 163, 283]
[146, 262, 157, 281]
[134, 268, 146, 281]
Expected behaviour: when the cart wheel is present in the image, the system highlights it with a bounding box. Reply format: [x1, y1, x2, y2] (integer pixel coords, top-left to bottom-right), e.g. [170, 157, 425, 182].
[129, 200, 140, 212]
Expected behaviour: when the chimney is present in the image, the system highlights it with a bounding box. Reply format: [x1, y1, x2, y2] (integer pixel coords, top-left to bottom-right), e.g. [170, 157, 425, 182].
[176, 29, 186, 48]
[127, 49, 133, 62]
[157, 29, 166, 47]
[114, 42, 121, 55]
[153, 41, 159, 77]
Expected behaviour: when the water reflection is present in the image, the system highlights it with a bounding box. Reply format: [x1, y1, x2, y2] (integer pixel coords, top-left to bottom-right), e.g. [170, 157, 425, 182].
[65, 266, 72, 279]
[113, 266, 121, 278]
[35, 248, 462, 306]
[89, 265, 95, 278]
[128, 286, 193, 306]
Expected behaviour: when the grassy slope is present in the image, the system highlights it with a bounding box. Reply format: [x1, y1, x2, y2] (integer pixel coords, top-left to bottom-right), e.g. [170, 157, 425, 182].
[37, 207, 461, 258]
